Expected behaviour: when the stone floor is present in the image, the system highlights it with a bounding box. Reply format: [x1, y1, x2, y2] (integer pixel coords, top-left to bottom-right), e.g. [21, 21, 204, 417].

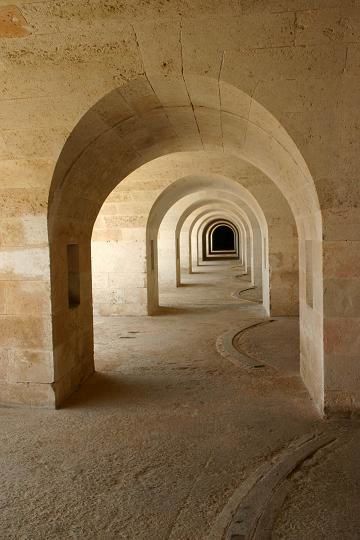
[0, 263, 359, 539]
[233, 318, 300, 376]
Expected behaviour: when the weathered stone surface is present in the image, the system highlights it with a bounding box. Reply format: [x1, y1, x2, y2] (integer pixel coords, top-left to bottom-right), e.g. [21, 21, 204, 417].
[0, 6, 31, 38]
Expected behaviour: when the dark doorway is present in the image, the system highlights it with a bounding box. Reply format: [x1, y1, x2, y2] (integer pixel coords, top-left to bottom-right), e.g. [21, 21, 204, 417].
[202, 219, 239, 261]
[211, 225, 235, 252]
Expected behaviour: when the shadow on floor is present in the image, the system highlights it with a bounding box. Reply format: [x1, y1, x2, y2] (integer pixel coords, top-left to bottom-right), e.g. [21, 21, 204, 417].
[177, 282, 213, 287]
[62, 371, 177, 409]
[155, 304, 250, 316]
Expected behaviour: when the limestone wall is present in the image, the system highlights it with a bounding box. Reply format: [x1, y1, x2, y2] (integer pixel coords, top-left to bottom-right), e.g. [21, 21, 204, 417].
[92, 216, 149, 316]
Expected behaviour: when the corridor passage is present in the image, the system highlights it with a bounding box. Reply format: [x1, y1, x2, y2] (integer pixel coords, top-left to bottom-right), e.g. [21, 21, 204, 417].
[1, 264, 358, 538]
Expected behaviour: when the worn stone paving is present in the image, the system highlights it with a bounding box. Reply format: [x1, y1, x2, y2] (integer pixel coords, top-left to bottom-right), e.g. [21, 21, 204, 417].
[233, 317, 300, 376]
[0, 265, 358, 539]
[272, 422, 360, 539]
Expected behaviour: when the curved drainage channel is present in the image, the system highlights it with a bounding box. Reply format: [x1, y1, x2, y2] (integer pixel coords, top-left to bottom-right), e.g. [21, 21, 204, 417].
[231, 286, 256, 300]
[216, 320, 276, 371]
[230, 284, 262, 305]
[208, 432, 337, 540]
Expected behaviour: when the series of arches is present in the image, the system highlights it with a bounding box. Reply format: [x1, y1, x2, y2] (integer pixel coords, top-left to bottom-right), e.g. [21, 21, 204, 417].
[0, 67, 353, 416]
[46, 75, 323, 410]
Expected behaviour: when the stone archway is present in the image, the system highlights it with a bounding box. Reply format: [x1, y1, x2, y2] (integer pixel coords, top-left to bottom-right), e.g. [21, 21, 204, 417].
[46, 74, 322, 410]
[147, 177, 269, 314]
[187, 206, 250, 276]
[176, 203, 249, 282]
[204, 219, 239, 258]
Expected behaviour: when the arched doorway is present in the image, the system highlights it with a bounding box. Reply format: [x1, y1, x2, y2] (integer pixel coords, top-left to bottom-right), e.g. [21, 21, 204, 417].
[145, 176, 270, 314]
[203, 219, 239, 260]
[47, 75, 322, 411]
[211, 223, 236, 253]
